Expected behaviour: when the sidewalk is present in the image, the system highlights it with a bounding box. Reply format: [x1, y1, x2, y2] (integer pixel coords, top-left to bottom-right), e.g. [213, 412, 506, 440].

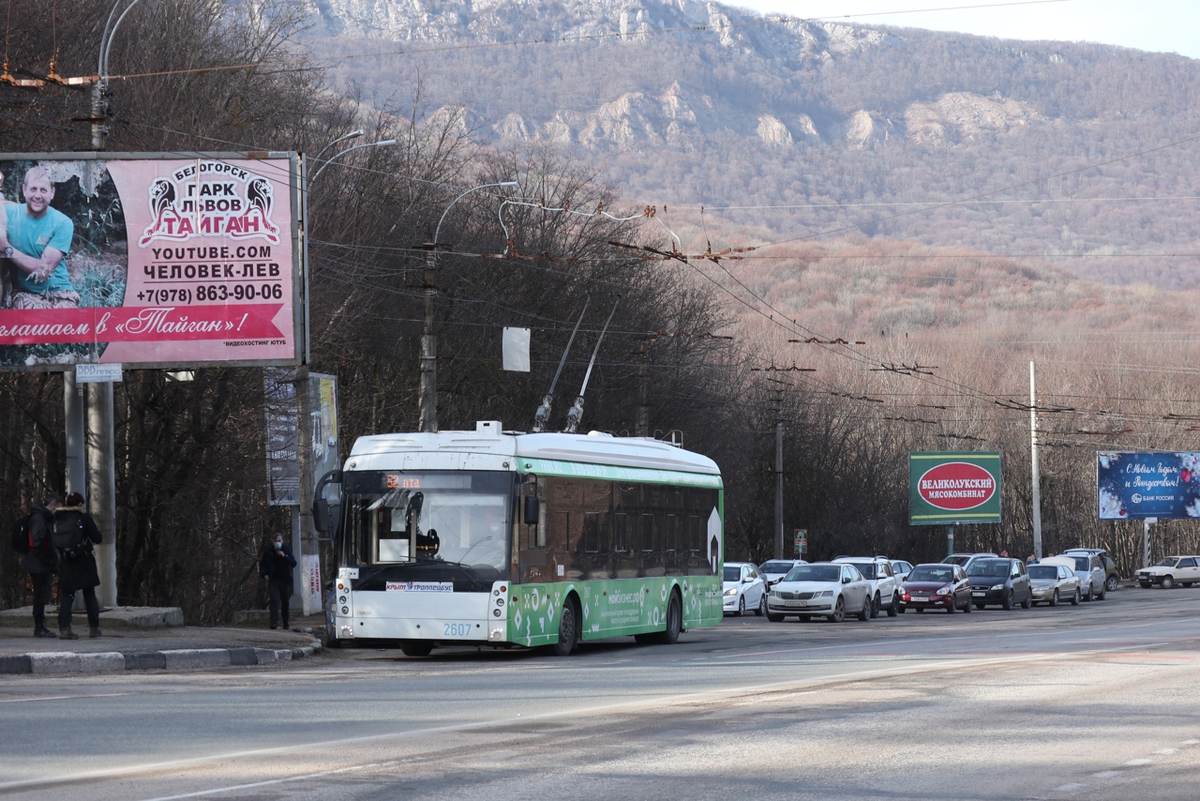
[0, 606, 324, 676]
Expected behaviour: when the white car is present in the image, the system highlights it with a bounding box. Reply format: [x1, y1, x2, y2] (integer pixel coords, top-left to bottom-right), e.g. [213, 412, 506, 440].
[1136, 555, 1200, 589]
[832, 556, 900, 617]
[890, 560, 914, 584]
[723, 562, 767, 616]
[758, 559, 808, 588]
[766, 562, 872, 623]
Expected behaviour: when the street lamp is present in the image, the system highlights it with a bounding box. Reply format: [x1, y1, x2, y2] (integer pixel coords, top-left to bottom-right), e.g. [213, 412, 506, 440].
[302, 136, 397, 363]
[420, 180, 519, 432]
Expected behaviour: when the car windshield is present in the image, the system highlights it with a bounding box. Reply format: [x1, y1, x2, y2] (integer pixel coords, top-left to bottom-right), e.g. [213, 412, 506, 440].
[785, 565, 840, 583]
[723, 565, 742, 582]
[966, 559, 1008, 577]
[848, 562, 876, 579]
[907, 566, 952, 583]
[1155, 557, 1180, 568]
[1028, 565, 1058, 580]
[760, 561, 796, 573]
[1070, 556, 1090, 570]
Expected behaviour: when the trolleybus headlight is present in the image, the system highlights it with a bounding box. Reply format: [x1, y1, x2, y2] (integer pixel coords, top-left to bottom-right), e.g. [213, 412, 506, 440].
[339, 595, 347, 604]
[341, 606, 349, 614]
[493, 609, 502, 617]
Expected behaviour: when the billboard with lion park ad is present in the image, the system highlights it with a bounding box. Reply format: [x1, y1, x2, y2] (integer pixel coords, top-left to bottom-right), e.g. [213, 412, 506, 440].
[909, 452, 1002, 525]
[0, 152, 302, 371]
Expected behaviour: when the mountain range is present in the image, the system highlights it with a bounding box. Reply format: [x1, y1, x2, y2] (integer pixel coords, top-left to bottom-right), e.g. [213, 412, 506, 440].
[294, 0, 1200, 291]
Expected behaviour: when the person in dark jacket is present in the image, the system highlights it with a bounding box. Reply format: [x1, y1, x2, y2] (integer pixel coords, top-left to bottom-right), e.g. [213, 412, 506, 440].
[259, 532, 296, 630]
[22, 493, 60, 637]
[54, 491, 104, 639]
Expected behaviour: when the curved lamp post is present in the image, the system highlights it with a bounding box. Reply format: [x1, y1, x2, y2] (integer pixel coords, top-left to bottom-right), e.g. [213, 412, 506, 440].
[420, 180, 519, 432]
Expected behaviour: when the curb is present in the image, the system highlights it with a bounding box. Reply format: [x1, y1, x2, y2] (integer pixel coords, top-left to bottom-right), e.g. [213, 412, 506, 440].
[0, 642, 322, 675]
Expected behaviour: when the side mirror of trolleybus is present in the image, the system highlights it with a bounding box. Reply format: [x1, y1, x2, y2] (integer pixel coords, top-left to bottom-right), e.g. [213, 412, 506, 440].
[524, 495, 540, 525]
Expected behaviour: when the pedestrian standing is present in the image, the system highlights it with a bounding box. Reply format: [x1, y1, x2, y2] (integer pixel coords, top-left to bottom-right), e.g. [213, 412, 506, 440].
[22, 493, 60, 638]
[54, 492, 104, 639]
[260, 532, 296, 630]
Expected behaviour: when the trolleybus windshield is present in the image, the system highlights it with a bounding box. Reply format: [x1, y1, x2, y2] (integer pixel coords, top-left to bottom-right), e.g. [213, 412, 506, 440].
[341, 470, 512, 574]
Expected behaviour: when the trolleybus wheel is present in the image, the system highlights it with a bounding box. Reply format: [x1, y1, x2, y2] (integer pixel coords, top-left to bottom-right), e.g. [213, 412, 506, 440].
[552, 597, 578, 656]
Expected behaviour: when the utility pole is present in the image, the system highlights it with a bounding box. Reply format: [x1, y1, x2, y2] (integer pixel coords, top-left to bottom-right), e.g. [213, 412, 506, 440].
[774, 389, 784, 560]
[1030, 361, 1043, 560]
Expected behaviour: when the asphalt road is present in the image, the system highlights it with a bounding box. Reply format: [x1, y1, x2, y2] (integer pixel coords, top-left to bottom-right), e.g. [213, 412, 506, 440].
[1, 586, 1198, 800]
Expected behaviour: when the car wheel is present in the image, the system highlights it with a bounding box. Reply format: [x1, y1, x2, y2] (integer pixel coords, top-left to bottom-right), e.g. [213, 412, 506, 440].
[1161, 575, 1175, 590]
[946, 598, 955, 614]
[1002, 590, 1014, 610]
[829, 597, 845, 623]
[975, 604, 986, 610]
[737, 595, 746, 616]
[1070, 588, 1080, 605]
[887, 592, 899, 617]
[1084, 585, 1093, 601]
[767, 613, 784, 623]
[857, 597, 871, 621]
[551, 597, 578, 656]
[1184, 583, 1194, 588]
[1096, 583, 1106, 600]
[1021, 593, 1032, 609]
[1049, 589, 1059, 607]
[897, 604, 906, 614]
[1106, 574, 1120, 592]
[799, 615, 811, 622]
[1139, 581, 1152, 589]
[870, 593, 880, 618]
[962, 597, 971, 613]
[756, 592, 767, 617]
[917, 607, 924, 613]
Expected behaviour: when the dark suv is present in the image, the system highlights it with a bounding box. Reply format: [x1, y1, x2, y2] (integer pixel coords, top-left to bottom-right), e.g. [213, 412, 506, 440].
[966, 557, 1032, 610]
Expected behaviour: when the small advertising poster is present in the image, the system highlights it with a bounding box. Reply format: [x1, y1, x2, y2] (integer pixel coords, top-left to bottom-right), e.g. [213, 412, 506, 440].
[1097, 452, 1200, 520]
[909, 452, 1002, 525]
[0, 153, 301, 370]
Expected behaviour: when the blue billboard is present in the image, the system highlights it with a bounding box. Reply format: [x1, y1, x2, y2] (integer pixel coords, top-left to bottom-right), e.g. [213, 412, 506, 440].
[1097, 451, 1200, 520]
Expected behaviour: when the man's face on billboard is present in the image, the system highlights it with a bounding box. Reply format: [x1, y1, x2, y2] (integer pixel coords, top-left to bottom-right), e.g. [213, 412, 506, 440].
[22, 174, 55, 218]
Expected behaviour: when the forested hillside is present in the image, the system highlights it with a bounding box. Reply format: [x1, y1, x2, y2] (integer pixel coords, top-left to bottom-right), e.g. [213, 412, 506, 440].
[300, 0, 1200, 290]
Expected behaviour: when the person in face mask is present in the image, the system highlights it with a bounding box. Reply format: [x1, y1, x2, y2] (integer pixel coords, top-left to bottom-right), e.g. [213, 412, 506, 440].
[259, 532, 296, 630]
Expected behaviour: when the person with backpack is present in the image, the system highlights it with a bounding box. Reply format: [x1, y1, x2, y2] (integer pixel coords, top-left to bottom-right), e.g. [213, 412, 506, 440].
[259, 532, 296, 630]
[21, 492, 61, 638]
[54, 491, 103, 639]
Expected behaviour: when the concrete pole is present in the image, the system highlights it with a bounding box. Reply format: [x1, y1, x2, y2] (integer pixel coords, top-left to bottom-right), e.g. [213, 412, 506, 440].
[1030, 361, 1043, 560]
[774, 391, 784, 560]
[88, 382, 118, 608]
[419, 247, 438, 432]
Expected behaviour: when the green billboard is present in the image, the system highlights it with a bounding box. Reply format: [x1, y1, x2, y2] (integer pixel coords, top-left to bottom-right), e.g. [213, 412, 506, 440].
[909, 452, 1002, 525]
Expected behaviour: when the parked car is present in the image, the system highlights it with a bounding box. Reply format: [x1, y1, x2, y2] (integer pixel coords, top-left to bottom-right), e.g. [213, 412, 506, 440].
[899, 563, 972, 613]
[1135, 556, 1200, 589]
[832, 555, 900, 617]
[1027, 562, 1081, 606]
[766, 562, 872, 623]
[890, 560, 915, 583]
[1061, 548, 1121, 592]
[966, 557, 1033, 610]
[1041, 553, 1106, 601]
[942, 552, 998, 570]
[723, 562, 767, 616]
[758, 559, 808, 588]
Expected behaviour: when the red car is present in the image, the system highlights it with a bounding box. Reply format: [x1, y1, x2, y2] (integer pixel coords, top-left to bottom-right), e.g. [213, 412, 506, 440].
[899, 563, 973, 613]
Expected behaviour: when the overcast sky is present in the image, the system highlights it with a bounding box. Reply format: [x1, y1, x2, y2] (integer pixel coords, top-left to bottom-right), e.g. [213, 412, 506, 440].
[729, 0, 1198, 60]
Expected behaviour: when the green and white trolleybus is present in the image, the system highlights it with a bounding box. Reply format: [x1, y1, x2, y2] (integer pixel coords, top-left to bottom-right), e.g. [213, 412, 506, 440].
[320, 421, 723, 656]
